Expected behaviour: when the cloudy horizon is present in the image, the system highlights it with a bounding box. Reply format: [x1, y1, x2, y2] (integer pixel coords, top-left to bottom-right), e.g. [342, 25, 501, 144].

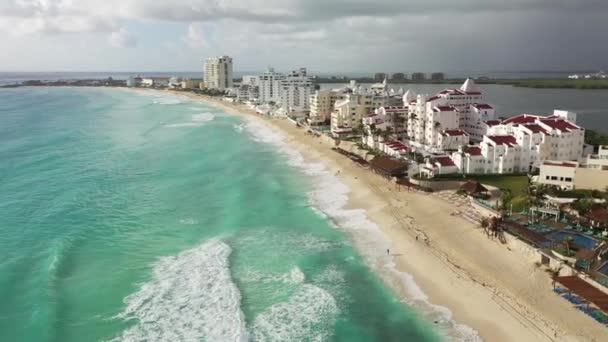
[1, 0, 607, 72]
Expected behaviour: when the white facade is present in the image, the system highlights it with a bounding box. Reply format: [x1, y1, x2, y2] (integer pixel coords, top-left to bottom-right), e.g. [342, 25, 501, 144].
[141, 77, 169, 88]
[309, 89, 347, 124]
[437, 129, 470, 151]
[241, 75, 259, 86]
[181, 79, 203, 90]
[406, 78, 495, 146]
[258, 68, 285, 104]
[585, 145, 608, 170]
[235, 85, 260, 102]
[280, 68, 313, 115]
[204, 55, 233, 90]
[447, 113, 585, 176]
[538, 161, 578, 190]
[330, 93, 374, 137]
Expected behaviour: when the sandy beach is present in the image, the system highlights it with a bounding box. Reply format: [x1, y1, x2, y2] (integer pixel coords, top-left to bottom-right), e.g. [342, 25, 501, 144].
[163, 90, 607, 341]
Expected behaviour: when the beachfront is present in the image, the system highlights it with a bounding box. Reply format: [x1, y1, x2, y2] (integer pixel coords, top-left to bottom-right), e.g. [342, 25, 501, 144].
[170, 90, 608, 342]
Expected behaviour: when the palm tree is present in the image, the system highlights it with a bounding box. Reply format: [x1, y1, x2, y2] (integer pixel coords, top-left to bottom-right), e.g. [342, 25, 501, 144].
[562, 237, 575, 257]
[480, 217, 490, 236]
[434, 121, 441, 130]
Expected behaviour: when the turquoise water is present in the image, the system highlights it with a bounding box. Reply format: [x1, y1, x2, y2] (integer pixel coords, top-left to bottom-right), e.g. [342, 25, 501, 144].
[0, 88, 446, 341]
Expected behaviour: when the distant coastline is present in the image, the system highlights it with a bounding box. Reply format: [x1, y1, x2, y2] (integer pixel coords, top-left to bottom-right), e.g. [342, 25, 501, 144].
[5, 77, 608, 90]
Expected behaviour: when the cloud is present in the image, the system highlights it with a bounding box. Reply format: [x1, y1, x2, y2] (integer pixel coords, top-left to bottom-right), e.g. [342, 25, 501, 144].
[109, 28, 137, 48]
[183, 23, 212, 49]
[1, 0, 608, 71]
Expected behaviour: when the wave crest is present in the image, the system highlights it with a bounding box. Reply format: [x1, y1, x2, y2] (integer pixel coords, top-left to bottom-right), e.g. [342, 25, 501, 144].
[108, 240, 248, 342]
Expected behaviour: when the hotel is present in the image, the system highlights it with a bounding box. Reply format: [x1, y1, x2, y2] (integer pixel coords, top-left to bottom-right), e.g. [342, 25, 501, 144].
[204, 56, 233, 91]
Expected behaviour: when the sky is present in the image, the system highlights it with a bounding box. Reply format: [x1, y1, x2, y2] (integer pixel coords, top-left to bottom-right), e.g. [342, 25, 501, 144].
[1, 0, 607, 73]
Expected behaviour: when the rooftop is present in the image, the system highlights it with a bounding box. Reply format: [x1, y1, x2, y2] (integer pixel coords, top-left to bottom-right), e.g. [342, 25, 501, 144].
[502, 114, 539, 125]
[434, 156, 456, 167]
[433, 105, 456, 112]
[540, 118, 581, 132]
[466, 146, 483, 156]
[441, 129, 468, 137]
[487, 135, 518, 147]
[472, 103, 494, 110]
[542, 161, 578, 168]
[522, 124, 548, 134]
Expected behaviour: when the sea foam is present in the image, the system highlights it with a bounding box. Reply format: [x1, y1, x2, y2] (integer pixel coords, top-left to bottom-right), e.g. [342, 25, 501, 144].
[109, 240, 248, 342]
[251, 284, 339, 342]
[243, 118, 483, 342]
[163, 113, 215, 128]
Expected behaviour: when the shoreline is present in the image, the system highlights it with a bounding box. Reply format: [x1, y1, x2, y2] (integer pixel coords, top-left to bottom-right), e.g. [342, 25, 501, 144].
[171, 91, 607, 342]
[47, 86, 608, 341]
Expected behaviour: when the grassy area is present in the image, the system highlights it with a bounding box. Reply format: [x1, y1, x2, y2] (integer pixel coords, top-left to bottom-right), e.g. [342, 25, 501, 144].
[477, 175, 529, 211]
[430, 174, 529, 211]
[500, 79, 608, 89]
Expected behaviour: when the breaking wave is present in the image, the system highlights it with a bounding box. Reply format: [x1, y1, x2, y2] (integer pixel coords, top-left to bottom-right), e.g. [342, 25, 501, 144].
[163, 113, 215, 128]
[242, 118, 483, 342]
[108, 240, 248, 342]
[250, 284, 339, 342]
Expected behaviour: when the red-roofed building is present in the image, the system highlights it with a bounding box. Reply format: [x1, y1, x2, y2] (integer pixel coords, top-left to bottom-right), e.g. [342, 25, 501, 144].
[421, 155, 460, 177]
[406, 78, 492, 147]
[437, 129, 470, 151]
[502, 114, 539, 125]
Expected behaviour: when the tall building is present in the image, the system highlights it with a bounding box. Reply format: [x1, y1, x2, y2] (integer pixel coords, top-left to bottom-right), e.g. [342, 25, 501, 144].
[280, 68, 314, 114]
[411, 73, 426, 81]
[431, 72, 445, 81]
[374, 73, 387, 82]
[203, 55, 233, 90]
[258, 68, 285, 104]
[406, 78, 495, 146]
[392, 73, 406, 81]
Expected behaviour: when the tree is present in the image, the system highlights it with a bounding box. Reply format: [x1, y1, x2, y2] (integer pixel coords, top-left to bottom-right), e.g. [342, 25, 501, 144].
[572, 196, 593, 215]
[562, 237, 575, 257]
[480, 217, 490, 236]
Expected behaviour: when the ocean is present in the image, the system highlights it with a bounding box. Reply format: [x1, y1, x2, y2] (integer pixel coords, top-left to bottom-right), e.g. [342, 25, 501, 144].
[0, 87, 477, 341]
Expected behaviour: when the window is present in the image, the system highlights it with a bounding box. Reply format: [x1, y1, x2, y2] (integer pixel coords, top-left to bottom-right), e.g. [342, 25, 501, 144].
[565, 177, 573, 182]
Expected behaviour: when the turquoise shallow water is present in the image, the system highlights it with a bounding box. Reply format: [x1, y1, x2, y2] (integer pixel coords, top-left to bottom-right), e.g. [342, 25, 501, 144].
[0, 88, 443, 341]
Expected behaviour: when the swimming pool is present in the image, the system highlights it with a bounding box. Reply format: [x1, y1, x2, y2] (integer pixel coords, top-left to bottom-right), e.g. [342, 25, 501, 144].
[545, 231, 600, 250]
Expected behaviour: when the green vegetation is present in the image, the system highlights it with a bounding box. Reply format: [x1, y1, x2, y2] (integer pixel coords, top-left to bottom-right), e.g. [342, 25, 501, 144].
[585, 129, 608, 146]
[430, 174, 529, 211]
[500, 79, 608, 89]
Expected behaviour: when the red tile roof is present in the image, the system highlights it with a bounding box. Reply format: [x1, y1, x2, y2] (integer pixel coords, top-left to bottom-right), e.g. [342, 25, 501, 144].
[434, 156, 456, 167]
[465, 91, 482, 95]
[426, 95, 440, 102]
[502, 114, 538, 125]
[487, 135, 517, 147]
[540, 119, 581, 132]
[472, 103, 493, 110]
[484, 120, 501, 127]
[522, 124, 548, 134]
[466, 146, 483, 156]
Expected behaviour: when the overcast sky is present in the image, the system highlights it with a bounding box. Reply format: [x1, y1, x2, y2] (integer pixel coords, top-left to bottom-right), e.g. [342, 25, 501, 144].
[1, 0, 607, 73]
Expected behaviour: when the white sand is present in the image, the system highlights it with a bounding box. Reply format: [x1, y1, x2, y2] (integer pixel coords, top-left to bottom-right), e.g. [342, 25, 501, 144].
[162, 90, 608, 341]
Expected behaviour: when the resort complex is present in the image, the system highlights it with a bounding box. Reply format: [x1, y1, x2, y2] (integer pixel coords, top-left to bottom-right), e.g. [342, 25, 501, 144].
[7, 55, 608, 337]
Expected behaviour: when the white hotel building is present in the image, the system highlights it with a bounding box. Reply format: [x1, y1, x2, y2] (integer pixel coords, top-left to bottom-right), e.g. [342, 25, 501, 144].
[430, 111, 586, 176]
[407, 79, 496, 147]
[280, 68, 314, 115]
[204, 55, 233, 90]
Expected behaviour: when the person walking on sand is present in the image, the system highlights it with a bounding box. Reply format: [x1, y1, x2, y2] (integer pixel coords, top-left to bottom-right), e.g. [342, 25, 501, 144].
[386, 248, 390, 255]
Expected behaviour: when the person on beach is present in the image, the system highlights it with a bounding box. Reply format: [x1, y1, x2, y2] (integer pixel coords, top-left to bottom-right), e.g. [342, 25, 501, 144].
[386, 248, 390, 255]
